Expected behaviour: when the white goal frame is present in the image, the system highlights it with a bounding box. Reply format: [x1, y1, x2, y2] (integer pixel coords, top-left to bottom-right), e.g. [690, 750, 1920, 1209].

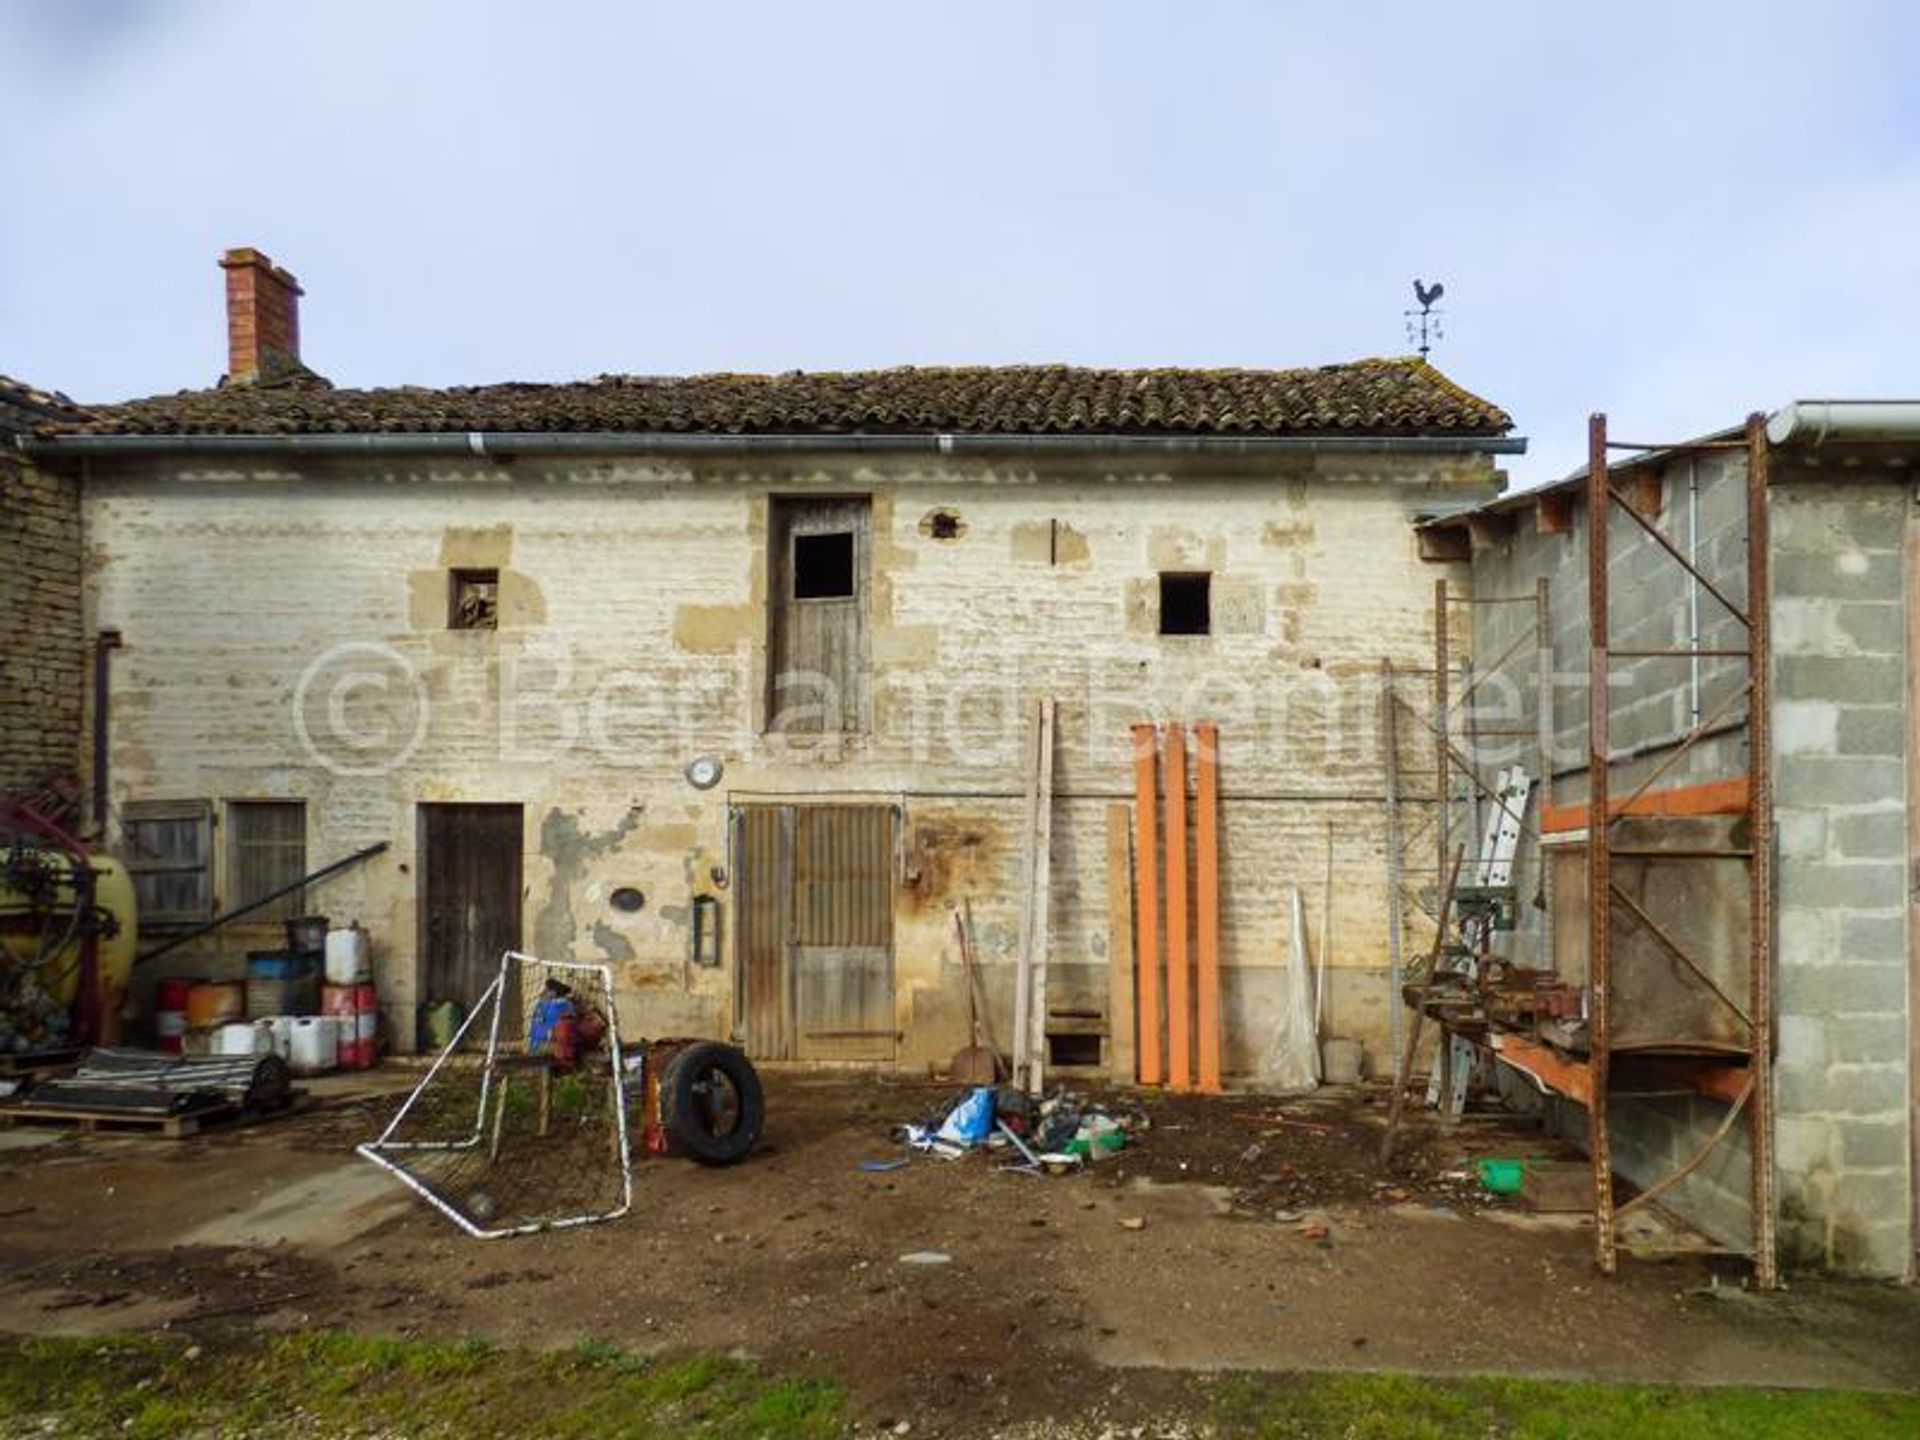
[357, 950, 634, 1239]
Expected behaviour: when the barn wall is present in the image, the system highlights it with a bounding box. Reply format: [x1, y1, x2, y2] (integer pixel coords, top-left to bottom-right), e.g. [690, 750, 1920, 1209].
[79, 447, 1498, 1078]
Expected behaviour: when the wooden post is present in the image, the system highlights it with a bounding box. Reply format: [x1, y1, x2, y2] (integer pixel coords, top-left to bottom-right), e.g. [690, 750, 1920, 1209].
[1106, 802, 1137, 1085]
[1166, 723, 1192, 1092]
[1379, 846, 1465, 1167]
[1014, 699, 1057, 1095]
[1194, 723, 1223, 1094]
[1131, 725, 1163, 1086]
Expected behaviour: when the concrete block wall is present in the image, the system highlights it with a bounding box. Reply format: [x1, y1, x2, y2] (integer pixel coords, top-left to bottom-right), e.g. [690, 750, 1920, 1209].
[1462, 449, 1752, 976]
[1461, 453, 1917, 1278]
[1768, 473, 1913, 1277]
[0, 454, 85, 795]
[76, 446, 1497, 1078]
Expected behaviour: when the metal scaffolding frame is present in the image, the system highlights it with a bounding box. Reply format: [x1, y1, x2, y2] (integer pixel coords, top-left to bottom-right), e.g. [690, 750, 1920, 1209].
[1585, 411, 1777, 1286]
[1379, 580, 1552, 1110]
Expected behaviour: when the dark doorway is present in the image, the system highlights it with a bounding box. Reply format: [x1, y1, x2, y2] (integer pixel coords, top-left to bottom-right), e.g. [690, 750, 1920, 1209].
[735, 803, 896, 1062]
[419, 803, 524, 1019]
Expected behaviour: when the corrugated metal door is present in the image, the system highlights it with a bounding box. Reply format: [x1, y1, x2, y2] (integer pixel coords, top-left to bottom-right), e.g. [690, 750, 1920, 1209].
[736, 803, 896, 1061]
[738, 804, 793, 1059]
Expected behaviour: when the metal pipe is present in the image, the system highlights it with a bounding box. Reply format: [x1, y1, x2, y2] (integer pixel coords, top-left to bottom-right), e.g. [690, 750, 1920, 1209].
[1586, 411, 1617, 1277]
[1744, 412, 1779, 1290]
[1688, 459, 1703, 728]
[135, 840, 389, 965]
[1765, 400, 1920, 446]
[90, 630, 122, 833]
[23, 430, 1528, 461]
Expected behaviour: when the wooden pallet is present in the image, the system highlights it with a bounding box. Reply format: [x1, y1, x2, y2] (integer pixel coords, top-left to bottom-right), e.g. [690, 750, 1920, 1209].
[0, 1092, 307, 1139]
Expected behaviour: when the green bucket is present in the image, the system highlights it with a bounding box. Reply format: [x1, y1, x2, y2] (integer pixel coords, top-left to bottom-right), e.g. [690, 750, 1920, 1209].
[1477, 1157, 1526, 1195]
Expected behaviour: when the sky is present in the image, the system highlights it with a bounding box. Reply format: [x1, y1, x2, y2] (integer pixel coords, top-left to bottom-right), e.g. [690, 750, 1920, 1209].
[3, 1, 1917, 484]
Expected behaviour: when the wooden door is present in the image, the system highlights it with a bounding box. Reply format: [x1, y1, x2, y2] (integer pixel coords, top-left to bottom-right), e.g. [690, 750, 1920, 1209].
[419, 803, 524, 1010]
[768, 497, 871, 733]
[736, 803, 895, 1061]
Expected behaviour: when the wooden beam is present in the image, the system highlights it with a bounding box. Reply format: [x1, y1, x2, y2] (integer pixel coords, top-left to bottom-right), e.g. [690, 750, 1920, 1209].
[1105, 802, 1137, 1085]
[1541, 776, 1749, 834]
[1194, 724, 1222, 1094]
[1130, 725, 1163, 1087]
[1538, 491, 1575, 535]
[1165, 723, 1192, 1092]
[1013, 698, 1056, 1095]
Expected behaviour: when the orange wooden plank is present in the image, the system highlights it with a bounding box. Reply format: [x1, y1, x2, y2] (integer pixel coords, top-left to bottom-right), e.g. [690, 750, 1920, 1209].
[1541, 776, 1749, 833]
[1194, 723, 1223, 1094]
[1490, 1034, 1749, 1108]
[1131, 725, 1163, 1086]
[1488, 1034, 1593, 1106]
[1165, 723, 1191, 1092]
[1635, 1058, 1753, 1106]
[1105, 803, 1136, 1086]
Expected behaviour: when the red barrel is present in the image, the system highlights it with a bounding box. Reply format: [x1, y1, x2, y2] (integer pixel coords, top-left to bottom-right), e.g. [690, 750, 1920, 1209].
[321, 982, 378, 1069]
[155, 977, 194, 1054]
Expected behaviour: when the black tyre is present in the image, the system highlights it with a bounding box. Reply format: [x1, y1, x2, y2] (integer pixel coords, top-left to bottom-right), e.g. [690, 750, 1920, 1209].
[660, 1041, 764, 1166]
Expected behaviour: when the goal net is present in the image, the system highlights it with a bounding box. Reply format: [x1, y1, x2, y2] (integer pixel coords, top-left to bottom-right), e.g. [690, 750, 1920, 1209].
[359, 951, 633, 1238]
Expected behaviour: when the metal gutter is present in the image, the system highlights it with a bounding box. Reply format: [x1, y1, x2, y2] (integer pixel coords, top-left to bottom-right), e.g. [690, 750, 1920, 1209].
[1765, 400, 1920, 446]
[21, 429, 1526, 461]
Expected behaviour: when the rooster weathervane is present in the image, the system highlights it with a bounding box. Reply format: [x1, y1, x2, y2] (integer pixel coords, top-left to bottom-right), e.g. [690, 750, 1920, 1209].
[1405, 279, 1445, 358]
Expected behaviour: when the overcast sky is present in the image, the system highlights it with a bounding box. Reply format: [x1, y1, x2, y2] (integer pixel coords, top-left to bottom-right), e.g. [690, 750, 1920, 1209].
[4, 1, 1915, 483]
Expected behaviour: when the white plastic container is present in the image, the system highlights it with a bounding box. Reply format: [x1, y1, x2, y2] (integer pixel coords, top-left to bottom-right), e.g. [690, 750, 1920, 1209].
[212, 1020, 270, 1057]
[324, 924, 372, 985]
[288, 1015, 339, 1075]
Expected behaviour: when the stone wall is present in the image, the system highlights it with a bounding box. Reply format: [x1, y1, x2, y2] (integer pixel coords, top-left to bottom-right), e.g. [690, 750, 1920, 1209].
[0, 451, 85, 796]
[78, 446, 1496, 1078]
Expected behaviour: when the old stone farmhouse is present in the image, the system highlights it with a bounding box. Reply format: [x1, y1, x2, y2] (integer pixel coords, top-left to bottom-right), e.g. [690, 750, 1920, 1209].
[8, 248, 1915, 1282]
[5, 248, 1518, 1085]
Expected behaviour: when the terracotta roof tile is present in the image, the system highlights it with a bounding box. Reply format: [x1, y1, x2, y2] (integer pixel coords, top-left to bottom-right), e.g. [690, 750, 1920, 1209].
[0, 373, 88, 434]
[44, 358, 1510, 439]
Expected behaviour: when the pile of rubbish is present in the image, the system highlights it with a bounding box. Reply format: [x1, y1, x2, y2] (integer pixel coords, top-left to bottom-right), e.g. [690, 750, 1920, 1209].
[895, 1084, 1149, 1175]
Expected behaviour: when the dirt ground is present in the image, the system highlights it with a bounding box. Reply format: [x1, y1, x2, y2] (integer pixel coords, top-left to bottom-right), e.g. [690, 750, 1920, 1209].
[1, 1071, 1915, 1434]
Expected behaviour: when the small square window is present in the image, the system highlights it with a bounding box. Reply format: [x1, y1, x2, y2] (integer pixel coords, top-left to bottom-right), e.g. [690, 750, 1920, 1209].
[1159, 573, 1211, 635]
[450, 568, 499, 630]
[793, 532, 855, 599]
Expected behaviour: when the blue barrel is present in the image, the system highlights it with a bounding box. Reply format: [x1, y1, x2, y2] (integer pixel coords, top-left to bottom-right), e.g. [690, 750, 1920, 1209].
[247, 950, 320, 1019]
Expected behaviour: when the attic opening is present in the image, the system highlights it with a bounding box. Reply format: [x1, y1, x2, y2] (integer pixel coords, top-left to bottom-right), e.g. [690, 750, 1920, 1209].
[449, 568, 500, 630]
[768, 498, 871, 735]
[793, 532, 856, 599]
[1159, 572, 1211, 636]
[929, 511, 961, 540]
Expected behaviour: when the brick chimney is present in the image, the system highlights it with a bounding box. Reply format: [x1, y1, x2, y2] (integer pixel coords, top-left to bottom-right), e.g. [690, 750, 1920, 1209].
[219, 247, 305, 385]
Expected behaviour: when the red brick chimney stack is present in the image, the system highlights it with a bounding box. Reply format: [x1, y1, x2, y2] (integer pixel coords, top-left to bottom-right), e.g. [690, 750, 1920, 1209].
[219, 247, 304, 385]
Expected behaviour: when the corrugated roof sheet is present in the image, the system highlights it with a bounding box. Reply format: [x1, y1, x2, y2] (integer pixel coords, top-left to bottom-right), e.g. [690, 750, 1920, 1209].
[42, 357, 1511, 438]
